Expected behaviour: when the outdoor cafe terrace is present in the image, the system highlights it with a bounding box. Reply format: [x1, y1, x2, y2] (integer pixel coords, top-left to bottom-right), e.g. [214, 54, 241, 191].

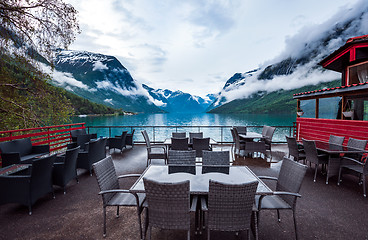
[1, 141, 368, 240]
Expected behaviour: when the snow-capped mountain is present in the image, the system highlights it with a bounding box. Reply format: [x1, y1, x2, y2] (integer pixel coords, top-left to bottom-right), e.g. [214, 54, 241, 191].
[143, 84, 215, 113]
[209, 0, 368, 112]
[51, 50, 163, 113]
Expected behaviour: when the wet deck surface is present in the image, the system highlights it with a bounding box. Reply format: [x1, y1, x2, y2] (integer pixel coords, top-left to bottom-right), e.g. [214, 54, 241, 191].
[1, 144, 368, 240]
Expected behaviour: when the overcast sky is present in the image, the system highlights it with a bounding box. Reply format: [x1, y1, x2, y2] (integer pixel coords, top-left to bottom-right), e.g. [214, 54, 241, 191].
[66, 0, 360, 97]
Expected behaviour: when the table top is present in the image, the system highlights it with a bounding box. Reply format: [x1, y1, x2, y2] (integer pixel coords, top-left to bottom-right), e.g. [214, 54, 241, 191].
[314, 140, 367, 154]
[238, 132, 263, 139]
[130, 165, 272, 195]
[0, 164, 30, 176]
[163, 138, 217, 145]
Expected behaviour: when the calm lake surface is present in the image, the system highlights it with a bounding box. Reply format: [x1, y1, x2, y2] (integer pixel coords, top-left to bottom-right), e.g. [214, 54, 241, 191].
[72, 113, 296, 143]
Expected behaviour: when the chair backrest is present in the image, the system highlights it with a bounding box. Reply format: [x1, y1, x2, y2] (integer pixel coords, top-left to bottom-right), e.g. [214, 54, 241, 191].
[167, 150, 196, 165]
[234, 126, 247, 135]
[143, 178, 190, 230]
[63, 146, 80, 177]
[170, 137, 189, 150]
[89, 138, 107, 165]
[121, 131, 128, 139]
[70, 129, 87, 142]
[141, 130, 152, 149]
[286, 136, 299, 159]
[329, 135, 345, 145]
[189, 132, 203, 143]
[0, 138, 32, 157]
[302, 139, 319, 164]
[92, 156, 119, 205]
[207, 180, 258, 231]
[346, 138, 367, 159]
[276, 157, 307, 207]
[231, 128, 242, 155]
[77, 134, 92, 150]
[202, 150, 230, 165]
[266, 126, 276, 140]
[261, 126, 269, 137]
[192, 137, 210, 157]
[172, 132, 186, 138]
[30, 154, 56, 199]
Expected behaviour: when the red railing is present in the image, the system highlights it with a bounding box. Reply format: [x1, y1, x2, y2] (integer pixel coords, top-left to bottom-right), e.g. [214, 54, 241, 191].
[296, 118, 368, 145]
[0, 123, 86, 153]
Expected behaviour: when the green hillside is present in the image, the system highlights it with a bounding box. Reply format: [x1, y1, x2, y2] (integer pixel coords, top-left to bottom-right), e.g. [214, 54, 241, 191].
[208, 80, 340, 114]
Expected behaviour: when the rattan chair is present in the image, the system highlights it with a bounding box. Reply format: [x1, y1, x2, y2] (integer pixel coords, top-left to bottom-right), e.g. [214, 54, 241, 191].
[171, 137, 189, 150]
[234, 126, 247, 135]
[126, 129, 135, 148]
[141, 130, 167, 166]
[77, 137, 107, 176]
[172, 132, 186, 138]
[201, 180, 259, 240]
[0, 154, 56, 215]
[338, 138, 368, 197]
[286, 136, 306, 163]
[76, 134, 93, 151]
[302, 139, 328, 182]
[264, 126, 275, 151]
[192, 137, 211, 158]
[92, 156, 146, 238]
[108, 131, 127, 153]
[329, 135, 345, 145]
[167, 150, 196, 165]
[256, 157, 307, 240]
[230, 128, 246, 159]
[202, 150, 230, 165]
[53, 146, 80, 194]
[143, 178, 197, 240]
[189, 132, 203, 144]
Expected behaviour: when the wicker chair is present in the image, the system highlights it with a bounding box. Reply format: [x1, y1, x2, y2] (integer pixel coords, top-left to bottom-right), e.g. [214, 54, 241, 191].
[172, 132, 186, 138]
[92, 156, 146, 238]
[202, 150, 230, 165]
[201, 180, 259, 240]
[338, 138, 368, 197]
[171, 137, 189, 150]
[230, 128, 246, 160]
[108, 131, 127, 153]
[143, 178, 197, 240]
[76, 134, 93, 151]
[192, 137, 211, 158]
[0, 154, 56, 215]
[256, 157, 307, 240]
[141, 130, 167, 166]
[189, 132, 203, 144]
[167, 150, 196, 165]
[329, 135, 345, 145]
[126, 129, 135, 148]
[53, 146, 80, 194]
[264, 126, 275, 151]
[77, 138, 107, 176]
[286, 136, 306, 163]
[302, 139, 328, 182]
[234, 126, 247, 135]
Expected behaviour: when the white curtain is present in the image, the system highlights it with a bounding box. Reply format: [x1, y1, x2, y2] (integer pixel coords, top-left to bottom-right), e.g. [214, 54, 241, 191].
[356, 63, 368, 83]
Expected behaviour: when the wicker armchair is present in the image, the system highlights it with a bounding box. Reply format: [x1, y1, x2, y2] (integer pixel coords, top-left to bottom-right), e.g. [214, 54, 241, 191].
[126, 129, 135, 148]
[171, 137, 189, 150]
[192, 137, 211, 158]
[302, 139, 328, 182]
[108, 131, 127, 153]
[167, 150, 196, 165]
[329, 135, 345, 145]
[286, 136, 306, 163]
[234, 126, 247, 135]
[76, 134, 93, 151]
[172, 132, 186, 138]
[256, 157, 307, 240]
[202, 150, 230, 165]
[53, 146, 80, 194]
[143, 178, 197, 240]
[0, 154, 56, 215]
[201, 180, 259, 240]
[92, 156, 146, 238]
[189, 132, 203, 144]
[77, 138, 107, 176]
[141, 130, 167, 166]
[338, 138, 368, 197]
[264, 126, 275, 151]
[230, 128, 246, 160]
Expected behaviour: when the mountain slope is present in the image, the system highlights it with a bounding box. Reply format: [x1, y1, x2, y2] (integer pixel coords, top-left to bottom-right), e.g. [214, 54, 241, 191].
[143, 84, 215, 113]
[50, 50, 163, 113]
[209, 0, 368, 113]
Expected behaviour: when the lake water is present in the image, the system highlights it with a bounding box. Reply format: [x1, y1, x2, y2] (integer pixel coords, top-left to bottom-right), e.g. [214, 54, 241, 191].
[72, 113, 296, 143]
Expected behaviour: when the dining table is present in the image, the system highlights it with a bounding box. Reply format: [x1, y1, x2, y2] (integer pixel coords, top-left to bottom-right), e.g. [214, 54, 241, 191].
[163, 137, 218, 149]
[313, 140, 367, 184]
[238, 132, 263, 141]
[0, 164, 30, 176]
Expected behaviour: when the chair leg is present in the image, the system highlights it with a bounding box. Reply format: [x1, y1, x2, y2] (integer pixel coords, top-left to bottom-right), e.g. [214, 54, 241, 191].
[277, 209, 281, 222]
[207, 228, 210, 240]
[116, 206, 119, 217]
[28, 205, 32, 216]
[251, 211, 258, 240]
[187, 229, 190, 240]
[363, 175, 366, 197]
[103, 206, 107, 237]
[314, 164, 318, 182]
[293, 210, 298, 240]
[137, 208, 143, 240]
[337, 167, 343, 186]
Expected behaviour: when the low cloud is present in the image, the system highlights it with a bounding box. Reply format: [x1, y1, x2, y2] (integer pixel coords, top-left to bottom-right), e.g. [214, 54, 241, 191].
[92, 61, 109, 71]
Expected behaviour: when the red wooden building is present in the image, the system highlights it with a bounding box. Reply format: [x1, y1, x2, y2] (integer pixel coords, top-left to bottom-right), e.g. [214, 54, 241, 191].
[293, 35, 368, 144]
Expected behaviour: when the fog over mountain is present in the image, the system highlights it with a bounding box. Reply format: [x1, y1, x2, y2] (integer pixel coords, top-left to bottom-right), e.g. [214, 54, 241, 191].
[209, 0, 368, 110]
